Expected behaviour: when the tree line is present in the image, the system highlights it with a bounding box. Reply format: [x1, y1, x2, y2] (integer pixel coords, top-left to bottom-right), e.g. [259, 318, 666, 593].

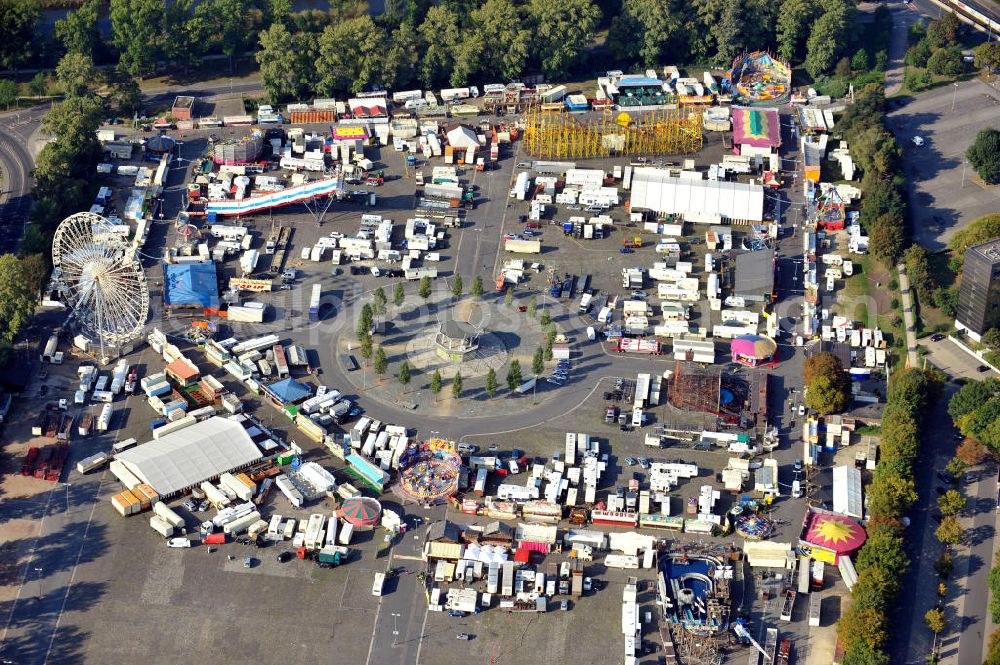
[836, 368, 941, 664]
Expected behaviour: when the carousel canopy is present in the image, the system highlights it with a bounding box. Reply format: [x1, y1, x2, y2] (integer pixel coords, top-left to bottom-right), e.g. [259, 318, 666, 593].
[804, 511, 866, 554]
[731, 334, 777, 360]
[341, 496, 382, 526]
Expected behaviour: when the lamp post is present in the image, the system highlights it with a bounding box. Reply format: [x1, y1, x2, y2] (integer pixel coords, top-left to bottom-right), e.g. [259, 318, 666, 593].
[391, 612, 401, 646]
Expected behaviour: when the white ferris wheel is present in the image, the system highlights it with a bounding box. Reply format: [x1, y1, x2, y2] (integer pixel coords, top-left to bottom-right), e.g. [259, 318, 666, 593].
[51, 212, 149, 356]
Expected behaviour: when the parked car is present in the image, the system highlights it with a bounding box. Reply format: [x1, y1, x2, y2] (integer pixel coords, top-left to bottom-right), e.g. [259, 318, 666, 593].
[624, 456, 636, 466]
[978, 365, 990, 372]
[448, 610, 466, 618]
[243, 557, 255, 568]
[458, 443, 479, 455]
[276, 551, 293, 563]
[167, 537, 192, 548]
[798, 404, 805, 416]
[931, 333, 946, 342]
[638, 457, 650, 469]
[936, 471, 954, 484]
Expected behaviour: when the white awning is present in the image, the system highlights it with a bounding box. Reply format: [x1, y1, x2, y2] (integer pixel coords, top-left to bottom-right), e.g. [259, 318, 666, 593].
[629, 168, 764, 222]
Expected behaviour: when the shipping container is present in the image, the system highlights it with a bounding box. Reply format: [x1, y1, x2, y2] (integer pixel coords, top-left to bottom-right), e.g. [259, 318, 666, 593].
[150, 515, 175, 538]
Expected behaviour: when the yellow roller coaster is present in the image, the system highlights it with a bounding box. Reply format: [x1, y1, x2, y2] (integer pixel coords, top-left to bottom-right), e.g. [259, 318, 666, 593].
[521, 106, 704, 159]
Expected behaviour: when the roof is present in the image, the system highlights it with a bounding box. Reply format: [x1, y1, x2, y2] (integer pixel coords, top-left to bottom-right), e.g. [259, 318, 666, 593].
[446, 125, 479, 150]
[802, 508, 866, 554]
[163, 261, 219, 309]
[832, 465, 864, 519]
[734, 249, 775, 297]
[426, 520, 463, 544]
[147, 134, 176, 152]
[618, 76, 662, 87]
[968, 237, 1000, 264]
[115, 417, 262, 496]
[440, 319, 480, 340]
[629, 169, 764, 222]
[264, 377, 312, 404]
[341, 496, 382, 526]
[166, 357, 199, 381]
[731, 107, 781, 148]
[731, 335, 777, 360]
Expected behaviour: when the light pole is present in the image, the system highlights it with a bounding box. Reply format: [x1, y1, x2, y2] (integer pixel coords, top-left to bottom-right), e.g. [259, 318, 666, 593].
[391, 612, 401, 646]
[951, 82, 959, 112]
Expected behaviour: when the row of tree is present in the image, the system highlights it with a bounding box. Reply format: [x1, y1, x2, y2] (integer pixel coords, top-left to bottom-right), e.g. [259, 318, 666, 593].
[947, 378, 1000, 453]
[837, 368, 941, 664]
[803, 352, 852, 415]
[0, 254, 49, 365]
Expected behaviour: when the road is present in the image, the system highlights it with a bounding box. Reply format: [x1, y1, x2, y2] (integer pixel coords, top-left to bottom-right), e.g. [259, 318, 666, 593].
[0, 104, 48, 253]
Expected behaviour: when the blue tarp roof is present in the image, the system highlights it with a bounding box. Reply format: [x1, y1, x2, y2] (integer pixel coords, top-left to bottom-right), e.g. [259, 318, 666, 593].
[264, 378, 312, 404]
[618, 76, 662, 87]
[163, 261, 219, 309]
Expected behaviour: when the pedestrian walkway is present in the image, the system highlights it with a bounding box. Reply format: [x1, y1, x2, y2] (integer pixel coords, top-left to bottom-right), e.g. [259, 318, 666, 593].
[897, 263, 921, 368]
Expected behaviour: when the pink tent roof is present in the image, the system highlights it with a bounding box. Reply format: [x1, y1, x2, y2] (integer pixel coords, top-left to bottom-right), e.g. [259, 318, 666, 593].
[341, 496, 382, 526]
[731, 335, 777, 360]
[804, 512, 866, 554]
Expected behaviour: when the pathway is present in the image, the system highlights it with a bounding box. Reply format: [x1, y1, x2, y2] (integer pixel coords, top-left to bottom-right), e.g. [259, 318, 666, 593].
[897, 263, 921, 368]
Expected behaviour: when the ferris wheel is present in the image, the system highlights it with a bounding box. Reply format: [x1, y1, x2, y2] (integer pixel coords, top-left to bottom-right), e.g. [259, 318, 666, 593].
[51, 212, 149, 355]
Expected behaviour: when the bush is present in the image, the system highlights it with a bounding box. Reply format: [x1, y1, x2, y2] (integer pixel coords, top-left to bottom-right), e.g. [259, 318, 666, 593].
[852, 49, 870, 72]
[967, 129, 1000, 184]
[927, 45, 964, 77]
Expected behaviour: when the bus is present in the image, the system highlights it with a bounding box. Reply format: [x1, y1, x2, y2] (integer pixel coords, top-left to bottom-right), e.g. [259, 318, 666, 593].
[372, 572, 385, 596]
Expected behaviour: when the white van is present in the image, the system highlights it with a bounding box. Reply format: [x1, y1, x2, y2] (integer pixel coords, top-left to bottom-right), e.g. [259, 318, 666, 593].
[791, 480, 802, 498]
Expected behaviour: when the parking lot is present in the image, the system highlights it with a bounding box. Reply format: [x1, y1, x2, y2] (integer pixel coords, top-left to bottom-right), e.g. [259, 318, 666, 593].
[888, 79, 1000, 251]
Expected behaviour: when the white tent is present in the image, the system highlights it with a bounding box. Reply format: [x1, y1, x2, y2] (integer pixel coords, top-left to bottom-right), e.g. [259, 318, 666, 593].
[115, 417, 262, 496]
[446, 125, 479, 150]
[629, 168, 764, 222]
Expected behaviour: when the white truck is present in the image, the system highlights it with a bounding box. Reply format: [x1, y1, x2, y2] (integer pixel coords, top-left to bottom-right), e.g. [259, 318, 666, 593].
[504, 238, 541, 254]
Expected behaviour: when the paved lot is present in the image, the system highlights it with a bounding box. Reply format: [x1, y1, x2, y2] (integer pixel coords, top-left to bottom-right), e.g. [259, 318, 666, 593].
[922, 336, 998, 380]
[887, 79, 1000, 251]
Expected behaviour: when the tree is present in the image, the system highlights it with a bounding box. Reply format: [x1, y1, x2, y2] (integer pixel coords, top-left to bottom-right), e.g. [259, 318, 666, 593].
[18, 254, 48, 296]
[609, 0, 682, 68]
[504, 287, 513, 307]
[869, 212, 906, 265]
[974, 42, 1000, 71]
[451, 371, 463, 399]
[359, 334, 373, 360]
[398, 360, 412, 390]
[394, 282, 405, 307]
[257, 23, 307, 102]
[776, 0, 820, 63]
[804, 3, 852, 78]
[0, 254, 35, 350]
[104, 67, 142, 117]
[532, 347, 544, 376]
[927, 45, 964, 77]
[924, 607, 946, 635]
[956, 437, 988, 467]
[528, 0, 601, 80]
[56, 53, 96, 98]
[851, 48, 870, 72]
[110, 0, 164, 77]
[986, 628, 1000, 665]
[867, 472, 918, 518]
[196, 0, 255, 73]
[949, 378, 999, 418]
[373, 346, 387, 376]
[417, 6, 460, 88]
[967, 128, 1000, 184]
[527, 295, 537, 318]
[485, 368, 497, 398]
[471, 275, 484, 298]
[468, 0, 530, 82]
[27, 72, 48, 98]
[927, 12, 961, 47]
[855, 531, 909, 576]
[0, 0, 40, 70]
[373, 287, 387, 317]
[950, 214, 1000, 262]
[539, 308, 551, 327]
[506, 359, 522, 392]
[429, 369, 442, 395]
[55, 0, 101, 57]
[0, 80, 17, 110]
[837, 606, 888, 655]
[418, 275, 432, 299]
[451, 274, 463, 298]
[834, 56, 851, 79]
[711, 2, 746, 66]
[804, 352, 852, 414]
[357, 303, 374, 340]
[937, 489, 966, 517]
[161, 0, 204, 74]
[935, 515, 964, 545]
[544, 338, 553, 361]
[317, 16, 390, 96]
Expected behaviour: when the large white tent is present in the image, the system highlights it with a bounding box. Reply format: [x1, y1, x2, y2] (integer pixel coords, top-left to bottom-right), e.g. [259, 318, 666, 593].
[115, 417, 262, 497]
[445, 124, 479, 150]
[629, 168, 765, 223]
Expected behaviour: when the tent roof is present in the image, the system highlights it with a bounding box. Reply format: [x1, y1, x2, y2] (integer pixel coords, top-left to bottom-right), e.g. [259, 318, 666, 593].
[115, 417, 261, 496]
[732, 107, 781, 148]
[803, 510, 866, 554]
[629, 168, 765, 222]
[341, 496, 382, 526]
[163, 261, 219, 309]
[734, 249, 775, 298]
[446, 125, 479, 150]
[731, 335, 777, 359]
[264, 377, 312, 404]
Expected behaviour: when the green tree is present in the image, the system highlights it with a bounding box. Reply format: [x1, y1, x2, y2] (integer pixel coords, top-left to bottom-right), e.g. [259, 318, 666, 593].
[0, 254, 35, 351]
[527, 295, 537, 318]
[257, 23, 306, 102]
[506, 359, 522, 392]
[430, 369, 442, 395]
[394, 282, 405, 307]
[317, 16, 390, 96]
[927, 12, 961, 48]
[110, 0, 164, 77]
[539, 308, 551, 327]
[451, 371, 463, 399]
[373, 346, 387, 376]
[0, 0, 40, 70]
[504, 287, 513, 307]
[609, 0, 682, 67]
[532, 346, 544, 375]
[26, 72, 48, 98]
[905, 39, 932, 68]
[0, 80, 17, 110]
[804, 352, 852, 415]
[974, 42, 1000, 71]
[373, 287, 387, 317]
[417, 6, 460, 88]
[451, 274, 463, 298]
[544, 338, 553, 361]
[468, 0, 530, 81]
[870, 212, 906, 265]
[804, 2, 852, 78]
[867, 472, 918, 518]
[924, 607, 946, 635]
[196, 0, 254, 73]
[485, 367, 497, 397]
[937, 489, 966, 517]
[950, 214, 1000, 263]
[776, 0, 820, 63]
[104, 67, 142, 117]
[855, 531, 909, 576]
[986, 628, 1000, 665]
[161, 0, 204, 74]
[851, 48, 870, 72]
[927, 45, 964, 77]
[936, 515, 964, 545]
[383, 21, 420, 91]
[471, 274, 484, 298]
[418, 275, 432, 299]
[398, 360, 412, 390]
[967, 128, 1000, 184]
[56, 53, 96, 98]
[359, 334, 373, 360]
[711, 2, 746, 66]
[55, 0, 101, 57]
[528, 0, 601, 80]
[357, 303, 374, 340]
